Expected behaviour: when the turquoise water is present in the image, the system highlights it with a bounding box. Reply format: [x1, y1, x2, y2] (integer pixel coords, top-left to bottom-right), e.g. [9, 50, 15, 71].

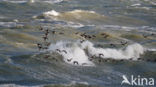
[0, 0, 156, 87]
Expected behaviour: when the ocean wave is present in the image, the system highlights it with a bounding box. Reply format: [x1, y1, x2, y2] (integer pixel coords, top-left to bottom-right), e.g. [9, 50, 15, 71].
[48, 40, 145, 66]
[0, 22, 17, 28]
[0, 84, 42, 87]
[35, 9, 107, 24]
[1, 0, 65, 4]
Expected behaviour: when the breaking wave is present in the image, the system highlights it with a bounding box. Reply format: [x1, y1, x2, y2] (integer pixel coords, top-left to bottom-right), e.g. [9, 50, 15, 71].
[48, 40, 145, 66]
[35, 9, 108, 24]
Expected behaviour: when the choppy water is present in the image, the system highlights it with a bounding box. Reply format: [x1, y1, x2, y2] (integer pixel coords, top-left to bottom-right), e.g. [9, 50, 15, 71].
[0, 0, 156, 87]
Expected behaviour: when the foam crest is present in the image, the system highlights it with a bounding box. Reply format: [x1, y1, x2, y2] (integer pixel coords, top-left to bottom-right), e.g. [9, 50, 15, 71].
[43, 10, 60, 17]
[48, 40, 145, 66]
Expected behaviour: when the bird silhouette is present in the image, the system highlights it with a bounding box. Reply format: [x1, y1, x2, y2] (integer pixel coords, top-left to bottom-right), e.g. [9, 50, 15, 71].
[121, 41, 128, 46]
[99, 53, 104, 58]
[37, 43, 42, 51]
[80, 40, 85, 43]
[73, 61, 79, 65]
[42, 36, 48, 41]
[39, 26, 43, 31]
[110, 43, 116, 47]
[56, 49, 61, 52]
[67, 58, 72, 62]
[62, 50, 67, 54]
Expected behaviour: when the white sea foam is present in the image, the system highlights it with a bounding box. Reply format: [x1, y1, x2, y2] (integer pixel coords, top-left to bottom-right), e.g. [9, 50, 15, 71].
[48, 40, 145, 66]
[43, 10, 60, 17]
[0, 22, 16, 27]
[0, 84, 42, 87]
[28, 0, 35, 3]
[131, 3, 141, 6]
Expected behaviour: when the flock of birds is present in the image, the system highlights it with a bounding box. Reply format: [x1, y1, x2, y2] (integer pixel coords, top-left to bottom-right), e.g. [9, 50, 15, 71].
[36, 26, 155, 65]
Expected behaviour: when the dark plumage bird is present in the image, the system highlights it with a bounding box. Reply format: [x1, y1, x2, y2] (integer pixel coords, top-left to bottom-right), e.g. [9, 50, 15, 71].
[151, 33, 155, 36]
[73, 61, 79, 65]
[154, 59, 156, 62]
[42, 36, 48, 41]
[37, 43, 42, 51]
[92, 35, 96, 38]
[45, 31, 49, 36]
[67, 58, 72, 62]
[75, 32, 79, 35]
[45, 29, 49, 33]
[87, 35, 92, 39]
[91, 55, 96, 59]
[62, 50, 67, 54]
[137, 58, 142, 60]
[56, 49, 61, 52]
[44, 55, 50, 59]
[80, 33, 86, 37]
[80, 40, 85, 43]
[101, 33, 106, 36]
[110, 43, 116, 47]
[101, 33, 109, 38]
[103, 34, 109, 38]
[99, 53, 104, 58]
[59, 32, 64, 35]
[52, 31, 56, 34]
[98, 59, 102, 63]
[45, 42, 51, 46]
[39, 26, 43, 31]
[121, 41, 128, 46]
[43, 47, 48, 49]
[120, 59, 124, 62]
[88, 58, 93, 61]
[142, 34, 148, 38]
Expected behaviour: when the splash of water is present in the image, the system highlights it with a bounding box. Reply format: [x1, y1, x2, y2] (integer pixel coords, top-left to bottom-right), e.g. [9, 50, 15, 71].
[48, 40, 145, 66]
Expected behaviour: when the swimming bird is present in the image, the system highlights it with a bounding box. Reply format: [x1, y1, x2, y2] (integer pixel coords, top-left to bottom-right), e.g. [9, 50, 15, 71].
[45, 42, 51, 46]
[39, 26, 43, 31]
[87, 35, 92, 39]
[56, 49, 61, 52]
[151, 33, 155, 36]
[121, 41, 128, 46]
[43, 47, 48, 49]
[62, 50, 67, 54]
[37, 43, 42, 51]
[142, 34, 148, 38]
[67, 58, 72, 62]
[92, 35, 96, 38]
[44, 55, 50, 59]
[73, 61, 79, 65]
[101, 33, 106, 36]
[120, 59, 124, 62]
[59, 32, 64, 35]
[98, 59, 102, 63]
[42, 35, 48, 41]
[110, 43, 116, 47]
[52, 31, 56, 34]
[45, 29, 49, 34]
[99, 53, 104, 58]
[88, 58, 93, 61]
[103, 34, 109, 38]
[154, 59, 156, 62]
[45, 29, 49, 36]
[91, 55, 96, 59]
[80, 40, 85, 43]
[137, 58, 142, 60]
[75, 32, 79, 35]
